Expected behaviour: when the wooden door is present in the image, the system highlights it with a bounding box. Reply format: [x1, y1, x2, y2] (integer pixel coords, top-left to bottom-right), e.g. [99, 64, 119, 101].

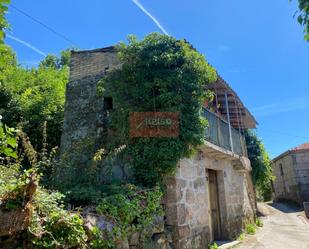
[208, 169, 222, 240]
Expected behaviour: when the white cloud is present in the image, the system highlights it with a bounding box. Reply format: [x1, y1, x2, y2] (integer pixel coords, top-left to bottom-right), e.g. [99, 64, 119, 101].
[132, 0, 169, 35]
[6, 34, 46, 57]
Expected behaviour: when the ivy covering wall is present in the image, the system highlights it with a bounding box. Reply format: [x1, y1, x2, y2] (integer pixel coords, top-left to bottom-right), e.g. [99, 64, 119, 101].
[99, 33, 217, 186]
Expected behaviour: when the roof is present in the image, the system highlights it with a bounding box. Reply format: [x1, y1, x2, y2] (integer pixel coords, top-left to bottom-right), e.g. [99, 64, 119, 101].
[71, 46, 115, 54]
[291, 142, 309, 151]
[206, 76, 258, 129]
[272, 142, 309, 163]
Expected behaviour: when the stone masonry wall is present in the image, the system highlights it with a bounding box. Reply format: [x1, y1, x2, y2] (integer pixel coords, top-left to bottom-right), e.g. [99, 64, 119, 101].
[272, 154, 300, 203]
[164, 151, 255, 249]
[60, 48, 119, 168]
[293, 151, 309, 202]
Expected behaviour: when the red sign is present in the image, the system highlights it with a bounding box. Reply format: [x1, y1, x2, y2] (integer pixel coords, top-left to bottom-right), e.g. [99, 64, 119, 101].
[129, 112, 179, 138]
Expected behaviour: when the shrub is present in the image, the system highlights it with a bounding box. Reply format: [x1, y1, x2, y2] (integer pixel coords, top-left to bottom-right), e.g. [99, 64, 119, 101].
[31, 210, 87, 249]
[0, 167, 88, 249]
[96, 184, 163, 241]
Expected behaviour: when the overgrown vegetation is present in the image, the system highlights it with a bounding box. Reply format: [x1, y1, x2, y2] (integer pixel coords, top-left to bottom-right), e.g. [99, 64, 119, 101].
[0, 45, 69, 151]
[98, 33, 217, 187]
[244, 129, 274, 201]
[2, 23, 210, 247]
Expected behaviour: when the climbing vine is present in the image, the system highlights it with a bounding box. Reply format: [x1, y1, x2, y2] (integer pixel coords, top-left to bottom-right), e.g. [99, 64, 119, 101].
[100, 33, 217, 186]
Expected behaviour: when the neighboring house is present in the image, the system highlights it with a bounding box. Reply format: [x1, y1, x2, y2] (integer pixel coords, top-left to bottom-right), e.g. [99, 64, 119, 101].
[272, 143, 309, 204]
[60, 47, 258, 249]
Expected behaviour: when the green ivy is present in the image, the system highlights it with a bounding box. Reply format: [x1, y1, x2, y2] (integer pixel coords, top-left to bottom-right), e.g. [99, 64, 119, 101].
[101, 33, 217, 186]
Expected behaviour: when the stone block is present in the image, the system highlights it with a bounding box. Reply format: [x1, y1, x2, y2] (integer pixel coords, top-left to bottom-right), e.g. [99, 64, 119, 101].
[153, 215, 165, 234]
[172, 224, 191, 240]
[196, 208, 208, 225]
[186, 189, 195, 203]
[193, 178, 206, 190]
[180, 160, 195, 179]
[128, 232, 140, 246]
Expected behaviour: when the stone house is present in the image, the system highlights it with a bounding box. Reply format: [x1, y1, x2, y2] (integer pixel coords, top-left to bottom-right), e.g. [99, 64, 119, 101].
[60, 47, 258, 249]
[271, 143, 309, 204]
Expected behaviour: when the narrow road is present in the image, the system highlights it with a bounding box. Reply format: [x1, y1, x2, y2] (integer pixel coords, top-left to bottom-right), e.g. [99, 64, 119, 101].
[235, 202, 309, 249]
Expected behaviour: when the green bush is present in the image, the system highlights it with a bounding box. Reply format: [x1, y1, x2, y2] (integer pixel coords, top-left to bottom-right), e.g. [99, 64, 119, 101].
[96, 184, 163, 241]
[0, 46, 69, 151]
[31, 210, 87, 249]
[0, 166, 88, 249]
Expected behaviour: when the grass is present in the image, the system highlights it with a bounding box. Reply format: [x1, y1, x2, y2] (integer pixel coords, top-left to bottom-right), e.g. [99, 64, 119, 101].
[208, 242, 219, 249]
[245, 223, 256, 235]
[237, 232, 245, 241]
[255, 217, 263, 227]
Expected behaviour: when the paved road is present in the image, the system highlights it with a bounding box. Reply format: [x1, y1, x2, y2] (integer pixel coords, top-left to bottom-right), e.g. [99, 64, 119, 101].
[235, 202, 309, 249]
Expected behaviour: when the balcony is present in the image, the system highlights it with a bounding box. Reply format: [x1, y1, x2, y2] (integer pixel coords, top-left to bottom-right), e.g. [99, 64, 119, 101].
[203, 108, 247, 157]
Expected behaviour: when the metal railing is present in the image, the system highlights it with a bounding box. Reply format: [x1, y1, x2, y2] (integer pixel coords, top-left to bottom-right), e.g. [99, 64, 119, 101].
[203, 108, 247, 156]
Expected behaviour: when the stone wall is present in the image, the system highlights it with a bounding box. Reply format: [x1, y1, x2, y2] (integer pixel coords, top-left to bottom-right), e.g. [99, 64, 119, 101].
[59, 47, 131, 181]
[272, 153, 299, 203]
[293, 151, 309, 202]
[271, 150, 309, 204]
[164, 150, 255, 249]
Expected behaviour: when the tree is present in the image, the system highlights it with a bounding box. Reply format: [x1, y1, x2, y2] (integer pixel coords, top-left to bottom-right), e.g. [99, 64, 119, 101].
[244, 129, 274, 201]
[295, 0, 309, 40]
[0, 0, 10, 44]
[0, 47, 70, 150]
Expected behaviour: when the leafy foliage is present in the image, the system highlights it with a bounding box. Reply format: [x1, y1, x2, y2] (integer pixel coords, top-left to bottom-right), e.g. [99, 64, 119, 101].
[0, 46, 69, 150]
[101, 33, 217, 186]
[96, 184, 163, 248]
[0, 0, 10, 44]
[294, 0, 309, 40]
[244, 129, 274, 201]
[0, 121, 18, 160]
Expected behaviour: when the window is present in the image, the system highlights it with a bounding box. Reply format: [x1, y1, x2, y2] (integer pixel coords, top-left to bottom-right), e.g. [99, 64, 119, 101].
[104, 97, 113, 110]
[279, 164, 284, 177]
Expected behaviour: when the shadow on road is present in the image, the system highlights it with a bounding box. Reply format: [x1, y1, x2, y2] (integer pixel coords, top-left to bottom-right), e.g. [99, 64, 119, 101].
[269, 201, 303, 213]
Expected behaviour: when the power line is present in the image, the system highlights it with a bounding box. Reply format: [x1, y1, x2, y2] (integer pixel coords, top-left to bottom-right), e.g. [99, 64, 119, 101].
[10, 4, 79, 48]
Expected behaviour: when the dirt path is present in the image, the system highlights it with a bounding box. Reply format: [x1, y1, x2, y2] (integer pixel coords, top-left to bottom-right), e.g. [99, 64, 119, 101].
[234, 202, 309, 249]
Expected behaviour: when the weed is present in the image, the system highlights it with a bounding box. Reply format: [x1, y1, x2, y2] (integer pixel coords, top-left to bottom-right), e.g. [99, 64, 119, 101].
[245, 223, 256, 235]
[256, 217, 263, 227]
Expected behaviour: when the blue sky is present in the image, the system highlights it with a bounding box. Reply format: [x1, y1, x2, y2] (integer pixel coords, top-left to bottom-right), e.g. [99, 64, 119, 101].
[5, 0, 309, 158]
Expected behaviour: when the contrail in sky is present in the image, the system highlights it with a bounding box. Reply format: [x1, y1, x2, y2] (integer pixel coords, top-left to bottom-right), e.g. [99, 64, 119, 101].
[132, 0, 169, 35]
[251, 95, 309, 117]
[6, 34, 46, 57]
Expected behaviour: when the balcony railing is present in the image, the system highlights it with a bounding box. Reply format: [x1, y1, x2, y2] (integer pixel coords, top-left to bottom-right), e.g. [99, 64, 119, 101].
[203, 108, 247, 156]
